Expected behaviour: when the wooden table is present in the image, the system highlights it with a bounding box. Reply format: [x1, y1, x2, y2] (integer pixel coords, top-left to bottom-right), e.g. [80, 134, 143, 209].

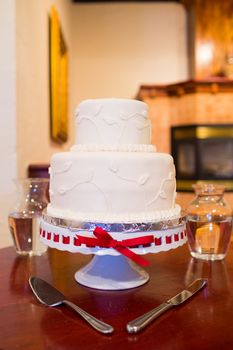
[1, 243, 233, 350]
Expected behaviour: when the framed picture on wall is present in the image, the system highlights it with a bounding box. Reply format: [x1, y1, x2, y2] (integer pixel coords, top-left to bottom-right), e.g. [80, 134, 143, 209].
[49, 5, 68, 143]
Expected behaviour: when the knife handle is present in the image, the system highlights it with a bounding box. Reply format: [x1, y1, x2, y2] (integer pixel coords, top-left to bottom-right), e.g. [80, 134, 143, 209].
[63, 300, 114, 334]
[126, 302, 173, 334]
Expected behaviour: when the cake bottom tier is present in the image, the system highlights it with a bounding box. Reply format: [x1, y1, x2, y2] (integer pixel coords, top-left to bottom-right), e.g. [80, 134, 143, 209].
[48, 151, 180, 223]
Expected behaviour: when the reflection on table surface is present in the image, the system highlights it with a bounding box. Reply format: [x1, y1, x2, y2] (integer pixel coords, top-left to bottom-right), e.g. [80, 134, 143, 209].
[1, 243, 233, 350]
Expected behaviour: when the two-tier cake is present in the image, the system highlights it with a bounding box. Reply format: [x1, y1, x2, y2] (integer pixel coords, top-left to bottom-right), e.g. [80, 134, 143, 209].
[47, 98, 181, 223]
[40, 98, 186, 289]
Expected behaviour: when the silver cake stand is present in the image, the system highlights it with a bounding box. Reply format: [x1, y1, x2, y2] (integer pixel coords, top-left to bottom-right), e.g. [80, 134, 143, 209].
[40, 211, 187, 290]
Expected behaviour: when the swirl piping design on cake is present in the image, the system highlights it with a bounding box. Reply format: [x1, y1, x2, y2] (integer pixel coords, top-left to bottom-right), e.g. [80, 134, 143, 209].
[48, 98, 181, 223]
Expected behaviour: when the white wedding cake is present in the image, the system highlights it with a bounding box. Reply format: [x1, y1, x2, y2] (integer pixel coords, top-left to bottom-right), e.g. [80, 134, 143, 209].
[47, 98, 180, 223]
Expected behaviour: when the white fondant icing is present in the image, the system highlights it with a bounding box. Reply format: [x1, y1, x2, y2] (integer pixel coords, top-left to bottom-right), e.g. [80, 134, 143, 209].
[146, 171, 176, 207]
[138, 173, 150, 186]
[49, 151, 178, 221]
[53, 161, 72, 176]
[48, 98, 181, 224]
[75, 99, 151, 145]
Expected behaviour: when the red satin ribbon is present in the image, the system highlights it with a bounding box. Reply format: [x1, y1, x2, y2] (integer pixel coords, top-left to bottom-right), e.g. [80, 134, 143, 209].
[76, 226, 153, 267]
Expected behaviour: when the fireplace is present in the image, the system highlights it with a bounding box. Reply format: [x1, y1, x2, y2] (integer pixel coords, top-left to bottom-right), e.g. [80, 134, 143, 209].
[171, 124, 233, 191]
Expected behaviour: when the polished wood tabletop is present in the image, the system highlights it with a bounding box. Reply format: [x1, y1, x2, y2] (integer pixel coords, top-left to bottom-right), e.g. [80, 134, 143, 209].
[1, 242, 233, 350]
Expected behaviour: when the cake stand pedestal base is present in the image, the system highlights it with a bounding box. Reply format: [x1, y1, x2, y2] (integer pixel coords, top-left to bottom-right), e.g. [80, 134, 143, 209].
[75, 255, 149, 290]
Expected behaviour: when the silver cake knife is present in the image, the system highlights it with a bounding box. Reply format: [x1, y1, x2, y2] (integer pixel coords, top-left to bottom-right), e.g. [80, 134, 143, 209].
[126, 278, 207, 334]
[29, 277, 114, 334]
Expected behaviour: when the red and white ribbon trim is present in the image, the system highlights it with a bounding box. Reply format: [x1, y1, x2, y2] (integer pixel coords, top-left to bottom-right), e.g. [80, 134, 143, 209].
[40, 227, 186, 246]
[77, 226, 154, 266]
[40, 225, 187, 263]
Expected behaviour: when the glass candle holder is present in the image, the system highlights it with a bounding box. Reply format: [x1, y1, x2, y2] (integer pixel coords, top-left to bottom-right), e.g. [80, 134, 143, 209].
[186, 183, 232, 261]
[8, 178, 49, 256]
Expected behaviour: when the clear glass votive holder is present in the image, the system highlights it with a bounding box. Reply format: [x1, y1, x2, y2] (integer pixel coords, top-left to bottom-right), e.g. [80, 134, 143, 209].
[186, 183, 232, 261]
[8, 178, 49, 256]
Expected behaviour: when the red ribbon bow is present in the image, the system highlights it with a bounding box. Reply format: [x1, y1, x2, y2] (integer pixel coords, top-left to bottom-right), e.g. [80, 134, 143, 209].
[76, 226, 154, 267]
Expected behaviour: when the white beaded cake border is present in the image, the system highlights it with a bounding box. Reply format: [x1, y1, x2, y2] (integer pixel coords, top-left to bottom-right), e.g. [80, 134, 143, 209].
[46, 204, 181, 224]
[71, 144, 156, 152]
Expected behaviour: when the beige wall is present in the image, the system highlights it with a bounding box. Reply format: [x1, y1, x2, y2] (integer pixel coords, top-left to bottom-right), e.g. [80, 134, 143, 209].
[70, 2, 188, 104]
[16, 0, 75, 178]
[0, 0, 17, 248]
[0, 0, 74, 248]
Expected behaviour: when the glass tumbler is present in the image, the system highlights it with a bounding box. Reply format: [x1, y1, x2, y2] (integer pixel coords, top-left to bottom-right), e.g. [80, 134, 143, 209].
[186, 183, 232, 261]
[8, 178, 49, 256]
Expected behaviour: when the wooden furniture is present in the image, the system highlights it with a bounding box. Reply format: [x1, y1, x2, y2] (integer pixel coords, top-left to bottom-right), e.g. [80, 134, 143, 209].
[28, 164, 50, 179]
[137, 79, 233, 154]
[137, 79, 233, 207]
[1, 242, 233, 349]
[182, 0, 233, 79]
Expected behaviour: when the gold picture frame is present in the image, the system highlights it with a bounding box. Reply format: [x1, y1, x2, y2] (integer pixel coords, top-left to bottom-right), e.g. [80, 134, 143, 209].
[49, 6, 68, 143]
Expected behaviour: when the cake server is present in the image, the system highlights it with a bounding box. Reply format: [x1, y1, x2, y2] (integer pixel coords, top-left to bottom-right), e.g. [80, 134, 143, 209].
[29, 276, 114, 334]
[126, 278, 207, 334]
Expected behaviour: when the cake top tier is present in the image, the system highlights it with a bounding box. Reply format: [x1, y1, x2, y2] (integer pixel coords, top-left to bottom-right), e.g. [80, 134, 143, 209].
[74, 98, 152, 147]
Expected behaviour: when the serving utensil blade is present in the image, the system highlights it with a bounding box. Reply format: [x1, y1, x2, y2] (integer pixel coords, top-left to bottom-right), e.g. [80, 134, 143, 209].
[29, 276, 64, 306]
[29, 276, 114, 334]
[168, 278, 207, 305]
[127, 278, 208, 333]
